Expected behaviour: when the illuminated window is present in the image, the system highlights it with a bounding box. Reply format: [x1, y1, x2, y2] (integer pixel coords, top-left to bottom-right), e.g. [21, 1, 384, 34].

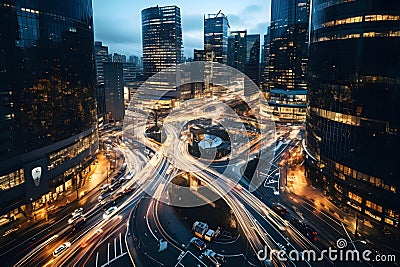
[386, 209, 399, 220]
[365, 210, 382, 221]
[366, 200, 383, 213]
[0, 169, 25, 190]
[348, 191, 362, 204]
[48, 131, 97, 170]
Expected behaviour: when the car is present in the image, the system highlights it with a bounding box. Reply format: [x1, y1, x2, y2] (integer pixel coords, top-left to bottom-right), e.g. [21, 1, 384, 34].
[193, 221, 208, 237]
[190, 237, 206, 251]
[290, 217, 318, 241]
[123, 170, 135, 181]
[100, 184, 110, 191]
[111, 176, 121, 184]
[68, 213, 85, 225]
[71, 207, 83, 217]
[272, 203, 288, 216]
[53, 242, 71, 257]
[120, 163, 127, 172]
[103, 206, 117, 219]
[203, 249, 225, 266]
[98, 191, 110, 202]
[109, 182, 122, 191]
[304, 225, 318, 241]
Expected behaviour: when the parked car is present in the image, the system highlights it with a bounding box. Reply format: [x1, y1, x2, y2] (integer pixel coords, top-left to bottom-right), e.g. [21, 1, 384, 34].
[53, 242, 71, 257]
[193, 221, 208, 238]
[190, 237, 206, 251]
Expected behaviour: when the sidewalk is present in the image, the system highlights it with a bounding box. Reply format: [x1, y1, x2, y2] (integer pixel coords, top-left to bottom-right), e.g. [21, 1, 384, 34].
[0, 150, 124, 248]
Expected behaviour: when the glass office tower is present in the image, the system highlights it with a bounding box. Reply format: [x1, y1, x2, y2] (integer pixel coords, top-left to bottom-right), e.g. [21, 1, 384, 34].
[204, 12, 230, 64]
[0, 0, 98, 217]
[94, 41, 108, 120]
[227, 31, 260, 86]
[305, 0, 400, 231]
[142, 5, 183, 80]
[266, 0, 309, 122]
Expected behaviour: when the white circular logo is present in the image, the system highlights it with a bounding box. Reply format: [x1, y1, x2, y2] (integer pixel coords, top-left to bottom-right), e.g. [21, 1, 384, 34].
[336, 238, 348, 249]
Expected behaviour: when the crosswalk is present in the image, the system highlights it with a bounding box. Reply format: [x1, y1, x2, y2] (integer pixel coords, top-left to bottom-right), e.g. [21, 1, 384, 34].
[95, 232, 127, 267]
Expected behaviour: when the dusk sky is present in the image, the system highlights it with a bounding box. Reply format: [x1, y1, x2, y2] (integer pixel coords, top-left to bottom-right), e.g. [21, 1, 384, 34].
[93, 0, 271, 58]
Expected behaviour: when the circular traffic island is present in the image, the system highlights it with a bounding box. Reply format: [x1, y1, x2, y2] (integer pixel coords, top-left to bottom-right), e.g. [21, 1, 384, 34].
[186, 119, 231, 160]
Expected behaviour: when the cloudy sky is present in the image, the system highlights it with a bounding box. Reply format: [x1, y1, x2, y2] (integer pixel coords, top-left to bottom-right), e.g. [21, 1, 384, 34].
[93, 0, 271, 58]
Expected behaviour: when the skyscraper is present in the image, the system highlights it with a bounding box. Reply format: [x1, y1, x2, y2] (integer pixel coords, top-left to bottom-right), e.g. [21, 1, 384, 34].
[113, 53, 126, 63]
[104, 62, 125, 122]
[245, 34, 261, 87]
[228, 31, 247, 72]
[305, 0, 400, 231]
[0, 0, 98, 217]
[142, 5, 183, 80]
[94, 41, 108, 119]
[260, 27, 271, 92]
[94, 41, 109, 86]
[266, 0, 309, 122]
[227, 31, 260, 86]
[204, 12, 230, 64]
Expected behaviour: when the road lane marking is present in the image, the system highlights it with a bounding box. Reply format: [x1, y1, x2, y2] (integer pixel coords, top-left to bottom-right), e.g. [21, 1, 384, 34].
[107, 243, 110, 264]
[119, 232, 123, 255]
[114, 238, 117, 258]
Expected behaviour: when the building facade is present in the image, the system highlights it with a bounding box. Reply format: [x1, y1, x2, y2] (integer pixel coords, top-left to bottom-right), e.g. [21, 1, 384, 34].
[305, 0, 400, 231]
[228, 31, 247, 72]
[113, 53, 126, 63]
[227, 30, 261, 95]
[104, 62, 125, 122]
[260, 27, 271, 92]
[266, 0, 309, 123]
[94, 41, 108, 120]
[0, 0, 98, 217]
[245, 34, 261, 87]
[204, 12, 230, 64]
[142, 5, 183, 80]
